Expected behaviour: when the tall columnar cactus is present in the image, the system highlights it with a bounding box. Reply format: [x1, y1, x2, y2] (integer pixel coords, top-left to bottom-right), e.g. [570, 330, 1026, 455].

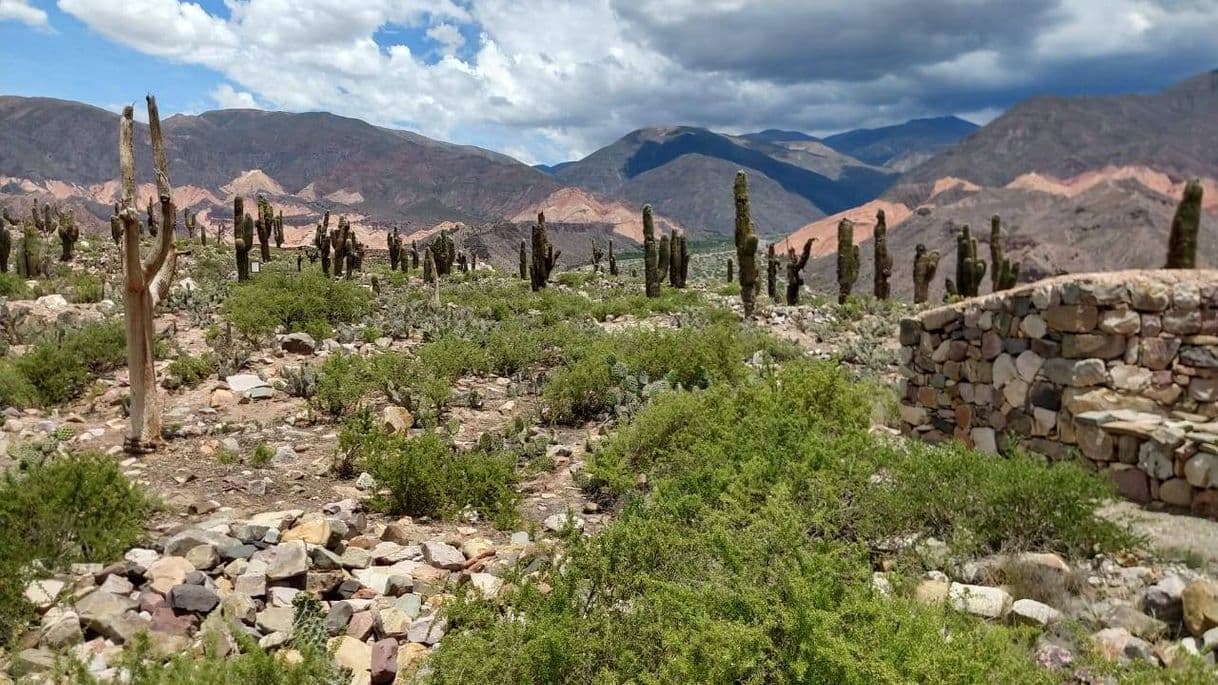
[669, 232, 689, 288]
[411, 240, 419, 269]
[726, 258, 734, 282]
[766, 244, 778, 301]
[274, 210, 285, 248]
[424, 245, 436, 284]
[529, 212, 560, 291]
[873, 209, 892, 300]
[457, 252, 469, 273]
[255, 196, 273, 262]
[145, 197, 159, 237]
[184, 209, 196, 240]
[31, 199, 44, 234]
[314, 218, 331, 277]
[787, 238, 814, 305]
[330, 215, 350, 277]
[1166, 179, 1204, 269]
[0, 220, 10, 273]
[110, 203, 122, 245]
[17, 222, 42, 278]
[345, 233, 357, 280]
[733, 171, 759, 316]
[990, 215, 1020, 291]
[912, 243, 941, 305]
[835, 219, 859, 305]
[424, 249, 439, 308]
[519, 240, 528, 279]
[116, 97, 180, 453]
[954, 225, 987, 297]
[235, 214, 252, 281]
[388, 227, 401, 270]
[608, 240, 618, 276]
[590, 239, 604, 273]
[431, 230, 456, 276]
[58, 210, 79, 262]
[642, 205, 660, 298]
[233, 196, 244, 244]
[658, 233, 671, 281]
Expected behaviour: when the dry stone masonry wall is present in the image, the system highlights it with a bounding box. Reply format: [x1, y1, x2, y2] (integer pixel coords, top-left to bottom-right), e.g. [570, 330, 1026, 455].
[898, 270, 1218, 517]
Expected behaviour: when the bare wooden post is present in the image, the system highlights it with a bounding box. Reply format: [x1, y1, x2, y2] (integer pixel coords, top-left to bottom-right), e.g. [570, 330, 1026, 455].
[118, 97, 178, 454]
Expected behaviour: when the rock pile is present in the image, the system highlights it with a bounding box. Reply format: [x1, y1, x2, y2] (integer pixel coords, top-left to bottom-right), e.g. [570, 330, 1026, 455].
[899, 271, 1218, 513]
[16, 504, 533, 683]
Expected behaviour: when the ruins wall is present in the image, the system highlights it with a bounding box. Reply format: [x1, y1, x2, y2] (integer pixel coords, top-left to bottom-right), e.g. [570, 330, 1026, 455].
[898, 270, 1218, 516]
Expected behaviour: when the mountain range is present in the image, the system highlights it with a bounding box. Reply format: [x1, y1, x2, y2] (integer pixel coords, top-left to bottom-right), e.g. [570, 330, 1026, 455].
[2, 71, 1217, 290]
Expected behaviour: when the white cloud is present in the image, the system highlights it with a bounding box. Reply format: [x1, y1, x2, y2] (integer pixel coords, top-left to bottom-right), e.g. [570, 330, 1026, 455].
[211, 84, 260, 109]
[53, 0, 1218, 163]
[0, 0, 49, 28]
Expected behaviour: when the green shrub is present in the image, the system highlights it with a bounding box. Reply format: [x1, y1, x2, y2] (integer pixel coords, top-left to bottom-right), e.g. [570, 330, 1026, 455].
[249, 442, 274, 468]
[312, 354, 373, 418]
[0, 360, 38, 409]
[342, 418, 517, 526]
[417, 334, 489, 381]
[0, 453, 152, 644]
[427, 361, 1129, 682]
[166, 352, 215, 389]
[12, 320, 127, 405]
[223, 270, 372, 341]
[0, 272, 32, 298]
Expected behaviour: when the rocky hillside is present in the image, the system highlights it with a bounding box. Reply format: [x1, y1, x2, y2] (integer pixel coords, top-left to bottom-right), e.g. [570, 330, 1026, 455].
[821, 116, 979, 171]
[548, 125, 897, 237]
[894, 72, 1218, 200]
[0, 96, 679, 246]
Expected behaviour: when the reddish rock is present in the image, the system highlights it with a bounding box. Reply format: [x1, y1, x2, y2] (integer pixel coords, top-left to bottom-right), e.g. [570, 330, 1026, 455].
[346, 611, 377, 640]
[370, 638, 398, 684]
[1191, 490, 1218, 519]
[150, 607, 197, 637]
[1108, 467, 1151, 504]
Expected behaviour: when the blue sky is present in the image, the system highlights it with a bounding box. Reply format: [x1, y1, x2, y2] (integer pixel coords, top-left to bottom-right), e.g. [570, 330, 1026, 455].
[3, 0, 1218, 165]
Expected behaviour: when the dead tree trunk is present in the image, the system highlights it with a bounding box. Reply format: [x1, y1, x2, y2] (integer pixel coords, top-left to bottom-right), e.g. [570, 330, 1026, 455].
[118, 97, 178, 454]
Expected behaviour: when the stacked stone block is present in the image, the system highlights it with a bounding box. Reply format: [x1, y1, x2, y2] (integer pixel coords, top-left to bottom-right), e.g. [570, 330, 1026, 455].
[899, 271, 1218, 516]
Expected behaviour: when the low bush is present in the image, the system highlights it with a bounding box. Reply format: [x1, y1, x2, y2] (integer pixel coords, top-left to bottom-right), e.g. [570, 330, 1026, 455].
[10, 320, 127, 406]
[165, 352, 215, 389]
[342, 415, 518, 526]
[0, 454, 152, 645]
[426, 362, 1133, 683]
[0, 272, 32, 298]
[312, 354, 373, 418]
[223, 270, 372, 341]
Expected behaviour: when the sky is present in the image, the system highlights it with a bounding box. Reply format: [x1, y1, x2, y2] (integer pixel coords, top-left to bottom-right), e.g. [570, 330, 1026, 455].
[2, 0, 1217, 166]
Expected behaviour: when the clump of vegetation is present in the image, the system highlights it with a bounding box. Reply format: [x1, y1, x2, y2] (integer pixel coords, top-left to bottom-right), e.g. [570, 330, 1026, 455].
[249, 442, 275, 467]
[223, 268, 371, 341]
[0, 453, 152, 645]
[0, 272, 32, 298]
[340, 413, 518, 526]
[425, 362, 1133, 683]
[4, 320, 128, 407]
[165, 352, 215, 389]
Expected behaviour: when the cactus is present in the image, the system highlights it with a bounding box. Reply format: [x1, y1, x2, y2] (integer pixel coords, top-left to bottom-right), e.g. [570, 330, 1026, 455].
[0, 219, 10, 273]
[57, 209, 79, 262]
[235, 215, 252, 282]
[658, 233, 671, 281]
[726, 258, 734, 282]
[954, 225, 987, 297]
[591, 239, 605, 273]
[233, 195, 244, 247]
[388, 227, 401, 270]
[183, 209, 196, 241]
[734, 171, 759, 316]
[30, 199, 44, 234]
[116, 97, 180, 453]
[255, 195, 273, 262]
[528, 212, 560, 291]
[519, 240, 528, 279]
[912, 243, 941, 305]
[430, 230, 456, 276]
[669, 233, 689, 288]
[643, 205, 660, 298]
[835, 219, 859, 305]
[766, 244, 778, 301]
[1166, 179, 1203, 269]
[344, 233, 357, 280]
[145, 197, 159, 237]
[608, 240, 618, 276]
[314, 218, 331, 277]
[274, 210, 285, 248]
[944, 278, 957, 302]
[411, 240, 419, 269]
[990, 215, 1020, 291]
[296, 251, 303, 272]
[110, 203, 122, 245]
[17, 222, 41, 278]
[424, 245, 436, 284]
[458, 252, 469, 273]
[873, 209, 892, 299]
[787, 238, 814, 305]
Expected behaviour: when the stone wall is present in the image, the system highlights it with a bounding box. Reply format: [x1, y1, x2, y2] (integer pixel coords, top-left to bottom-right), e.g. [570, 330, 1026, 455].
[898, 271, 1218, 517]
